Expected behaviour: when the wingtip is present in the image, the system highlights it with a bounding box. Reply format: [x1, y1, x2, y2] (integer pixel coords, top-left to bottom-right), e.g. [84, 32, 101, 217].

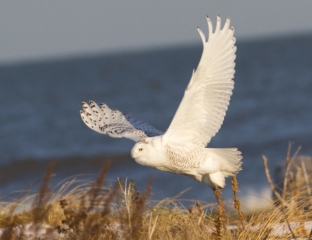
[196, 27, 206, 44]
[82, 101, 88, 108]
[89, 100, 96, 108]
[216, 14, 221, 24]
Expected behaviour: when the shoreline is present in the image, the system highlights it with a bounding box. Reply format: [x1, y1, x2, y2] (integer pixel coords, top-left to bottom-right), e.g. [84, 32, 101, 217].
[0, 154, 134, 195]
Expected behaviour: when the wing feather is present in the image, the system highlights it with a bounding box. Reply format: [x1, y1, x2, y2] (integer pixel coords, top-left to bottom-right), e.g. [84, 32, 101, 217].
[163, 15, 236, 146]
[80, 101, 163, 142]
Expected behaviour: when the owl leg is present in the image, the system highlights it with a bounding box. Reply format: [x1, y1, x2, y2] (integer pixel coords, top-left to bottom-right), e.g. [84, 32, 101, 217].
[209, 171, 226, 189]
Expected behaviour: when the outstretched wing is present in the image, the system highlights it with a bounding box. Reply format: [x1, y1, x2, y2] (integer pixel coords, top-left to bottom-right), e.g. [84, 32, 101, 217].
[164, 15, 236, 147]
[80, 101, 163, 142]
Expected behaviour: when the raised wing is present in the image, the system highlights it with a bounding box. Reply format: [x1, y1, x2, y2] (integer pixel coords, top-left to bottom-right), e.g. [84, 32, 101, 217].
[80, 101, 163, 142]
[163, 15, 236, 147]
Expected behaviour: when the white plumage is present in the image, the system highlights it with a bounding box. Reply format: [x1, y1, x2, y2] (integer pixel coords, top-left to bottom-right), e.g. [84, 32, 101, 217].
[80, 15, 242, 190]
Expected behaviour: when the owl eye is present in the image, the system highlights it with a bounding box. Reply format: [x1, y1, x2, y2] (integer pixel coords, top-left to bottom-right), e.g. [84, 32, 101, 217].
[138, 148, 143, 152]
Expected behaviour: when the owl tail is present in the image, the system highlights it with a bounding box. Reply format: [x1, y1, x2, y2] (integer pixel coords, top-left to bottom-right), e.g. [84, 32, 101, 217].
[207, 148, 243, 177]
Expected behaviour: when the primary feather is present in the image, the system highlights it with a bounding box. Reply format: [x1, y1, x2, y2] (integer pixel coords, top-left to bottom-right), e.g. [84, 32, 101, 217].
[163, 15, 236, 147]
[80, 101, 163, 142]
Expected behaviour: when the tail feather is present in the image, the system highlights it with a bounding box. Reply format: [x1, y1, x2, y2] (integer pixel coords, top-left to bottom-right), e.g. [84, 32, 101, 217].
[207, 148, 243, 176]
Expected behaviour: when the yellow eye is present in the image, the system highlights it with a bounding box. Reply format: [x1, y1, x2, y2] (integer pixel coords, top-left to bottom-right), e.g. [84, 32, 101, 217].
[138, 148, 143, 152]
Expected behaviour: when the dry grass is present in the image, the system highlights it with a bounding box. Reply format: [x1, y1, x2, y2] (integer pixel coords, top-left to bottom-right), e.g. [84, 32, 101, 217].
[0, 152, 311, 239]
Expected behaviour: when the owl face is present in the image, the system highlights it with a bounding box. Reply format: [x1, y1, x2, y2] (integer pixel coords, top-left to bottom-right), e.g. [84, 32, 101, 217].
[131, 140, 150, 159]
[131, 138, 157, 167]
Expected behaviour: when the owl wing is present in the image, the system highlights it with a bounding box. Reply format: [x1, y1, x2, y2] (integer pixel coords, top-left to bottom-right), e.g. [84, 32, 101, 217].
[164, 15, 236, 147]
[80, 101, 163, 142]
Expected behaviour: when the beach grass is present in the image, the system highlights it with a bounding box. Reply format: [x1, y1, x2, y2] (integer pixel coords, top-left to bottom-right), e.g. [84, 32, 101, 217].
[0, 154, 311, 239]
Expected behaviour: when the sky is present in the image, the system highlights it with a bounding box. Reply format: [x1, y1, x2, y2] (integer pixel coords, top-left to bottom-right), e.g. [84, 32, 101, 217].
[0, 1, 312, 64]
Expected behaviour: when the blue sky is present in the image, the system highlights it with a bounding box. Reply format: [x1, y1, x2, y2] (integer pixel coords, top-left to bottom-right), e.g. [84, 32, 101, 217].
[0, 1, 311, 64]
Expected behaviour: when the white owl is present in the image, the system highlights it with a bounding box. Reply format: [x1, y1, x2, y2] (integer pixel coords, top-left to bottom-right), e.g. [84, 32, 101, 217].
[80, 15, 242, 191]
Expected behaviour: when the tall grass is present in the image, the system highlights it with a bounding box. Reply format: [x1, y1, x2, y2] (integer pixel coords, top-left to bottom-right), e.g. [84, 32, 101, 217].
[0, 153, 311, 239]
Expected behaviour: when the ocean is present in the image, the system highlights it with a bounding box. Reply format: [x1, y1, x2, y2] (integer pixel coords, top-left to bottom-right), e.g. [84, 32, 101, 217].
[1, 34, 311, 205]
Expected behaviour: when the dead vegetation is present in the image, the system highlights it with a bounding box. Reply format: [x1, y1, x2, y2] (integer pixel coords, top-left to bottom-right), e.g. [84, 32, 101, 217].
[0, 149, 311, 239]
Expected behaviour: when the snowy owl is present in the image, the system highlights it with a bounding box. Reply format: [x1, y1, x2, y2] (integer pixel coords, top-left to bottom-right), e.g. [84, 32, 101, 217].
[80, 15, 242, 191]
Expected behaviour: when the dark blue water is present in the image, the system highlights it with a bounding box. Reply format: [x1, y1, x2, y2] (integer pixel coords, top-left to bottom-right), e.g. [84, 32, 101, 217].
[1, 34, 312, 204]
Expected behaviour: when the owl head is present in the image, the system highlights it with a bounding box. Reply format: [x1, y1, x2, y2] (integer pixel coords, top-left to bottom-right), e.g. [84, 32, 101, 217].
[131, 137, 160, 167]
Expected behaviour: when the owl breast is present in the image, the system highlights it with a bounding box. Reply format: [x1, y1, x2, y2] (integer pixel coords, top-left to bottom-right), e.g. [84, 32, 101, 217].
[165, 142, 206, 173]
